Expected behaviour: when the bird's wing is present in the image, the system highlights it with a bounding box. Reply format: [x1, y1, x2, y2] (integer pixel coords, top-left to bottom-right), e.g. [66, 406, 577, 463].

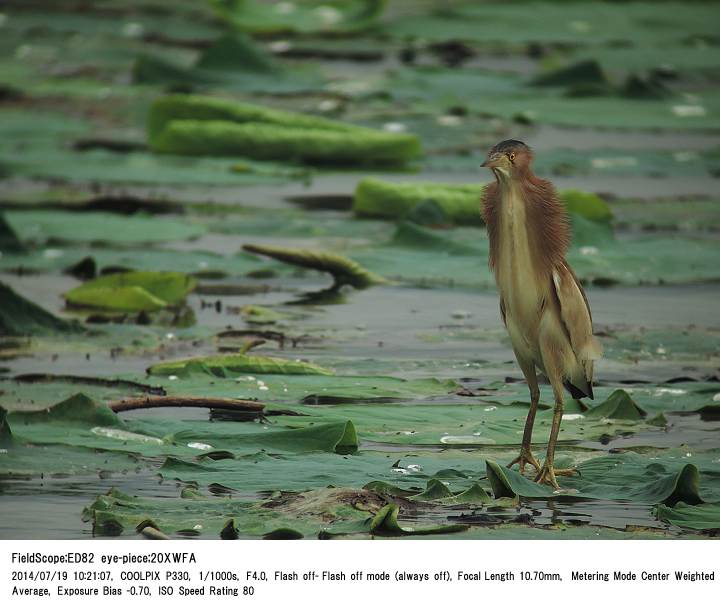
[551, 262, 602, 364]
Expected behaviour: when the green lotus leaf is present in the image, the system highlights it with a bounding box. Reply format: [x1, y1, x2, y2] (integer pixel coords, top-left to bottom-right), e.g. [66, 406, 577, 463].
[65, 271, 196, 312]
[655, 502, 720, 532]
[584, 389, 647, 420]
[210, 0, 387, 34]
[486, 456, 703, 505]
[370, 503, 468, 536]
[354, 178, 613, 225]
[562, 189, 613, 222]
[532, 59, 608, 87]
[1, 281, 79, 335]
[147, 353, 333, 377]
[152, 120, 420, 166]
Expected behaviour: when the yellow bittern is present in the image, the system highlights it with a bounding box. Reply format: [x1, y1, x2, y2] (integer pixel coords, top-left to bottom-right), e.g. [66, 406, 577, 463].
[481, 140, 602, 489]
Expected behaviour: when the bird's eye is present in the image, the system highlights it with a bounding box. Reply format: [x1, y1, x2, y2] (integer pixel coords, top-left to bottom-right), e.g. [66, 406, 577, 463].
[509, 152, 516, 161]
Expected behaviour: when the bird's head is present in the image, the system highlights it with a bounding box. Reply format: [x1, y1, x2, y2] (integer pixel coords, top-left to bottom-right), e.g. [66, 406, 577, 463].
[481, 139, 533, 181]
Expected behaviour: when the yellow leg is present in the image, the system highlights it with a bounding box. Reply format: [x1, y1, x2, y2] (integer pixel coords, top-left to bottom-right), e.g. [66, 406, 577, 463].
[507, 358, 541, 474]
[535, 382, 577, 489]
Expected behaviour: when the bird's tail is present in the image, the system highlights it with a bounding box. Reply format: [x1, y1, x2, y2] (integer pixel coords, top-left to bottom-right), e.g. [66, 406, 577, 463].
[564, 377, 593, 400]
[564, 353, 596, 400]
[564, 336, 601, 399]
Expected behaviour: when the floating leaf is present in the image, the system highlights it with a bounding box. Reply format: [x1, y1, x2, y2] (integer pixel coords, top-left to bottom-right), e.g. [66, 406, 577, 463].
[370, 503, 468, 536]
[532, 59, 608, 87]
[585, 389, 647, 420]
[132, 36, 319, 94]
[65, 271, 196, 312]
[196, 33, 279, 74]
[409, 478, 453, 501]
[0, 407, 13, 448]
[442, 483, 492, 505]
[622, 74, 671, 100]
[5, 210, 205, 245]
[0, 213, 25, 252]
[166, 420, 359, 455]
[0, 281, 79, 336]
[486, 456, 703, 505]
[655, 502, 720, 532]
[210, 0, 387, 34]
[10, 393, 120, 427]
[147, 353, 333, 376]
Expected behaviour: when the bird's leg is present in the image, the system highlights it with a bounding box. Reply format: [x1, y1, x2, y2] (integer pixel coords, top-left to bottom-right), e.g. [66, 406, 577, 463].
[507, 361, 541, 474]
[536, 383, 577, 489]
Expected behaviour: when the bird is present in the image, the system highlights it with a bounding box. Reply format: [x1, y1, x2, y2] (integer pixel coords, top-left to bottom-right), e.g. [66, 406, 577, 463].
[480, 139, 602, 489]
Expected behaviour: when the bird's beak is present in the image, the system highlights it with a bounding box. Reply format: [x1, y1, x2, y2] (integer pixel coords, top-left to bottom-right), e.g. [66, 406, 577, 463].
[481, 152, 502, 168]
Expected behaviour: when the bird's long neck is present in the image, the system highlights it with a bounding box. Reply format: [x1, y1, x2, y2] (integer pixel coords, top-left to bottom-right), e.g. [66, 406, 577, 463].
[494, 170, 569, 279]
[495, 174, 547, 286]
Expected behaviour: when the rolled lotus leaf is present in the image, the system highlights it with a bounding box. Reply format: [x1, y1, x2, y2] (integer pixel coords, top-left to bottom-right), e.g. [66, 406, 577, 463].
[354, 177, 483, 224]
[65, 271, 197, 312]
[354, 178, 613, 225]
[243, 243, 386, 289]
[562, 189, 613, 222]
[148, 94, 363, 143]
[152, 120, 420, 165]
[147, 95, 421, 166]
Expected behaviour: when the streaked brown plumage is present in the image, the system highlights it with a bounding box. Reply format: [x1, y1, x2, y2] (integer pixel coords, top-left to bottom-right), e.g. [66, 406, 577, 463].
[481, 139, 601, 489]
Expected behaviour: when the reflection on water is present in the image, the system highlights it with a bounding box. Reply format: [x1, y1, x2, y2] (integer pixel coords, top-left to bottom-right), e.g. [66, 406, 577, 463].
[404, 498, 669, 534]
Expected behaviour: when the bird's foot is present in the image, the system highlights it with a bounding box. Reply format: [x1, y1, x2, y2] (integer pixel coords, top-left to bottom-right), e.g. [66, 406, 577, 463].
[507, 447, 541, 475]
[535, 463, 578, 490]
